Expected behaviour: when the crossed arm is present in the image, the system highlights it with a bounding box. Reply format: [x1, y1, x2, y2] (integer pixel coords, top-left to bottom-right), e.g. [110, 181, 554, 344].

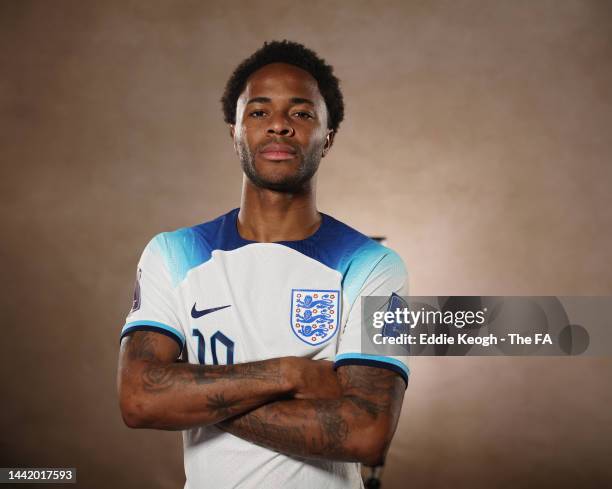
[218, 365, 405, 466]
[118, 331, 405, 465]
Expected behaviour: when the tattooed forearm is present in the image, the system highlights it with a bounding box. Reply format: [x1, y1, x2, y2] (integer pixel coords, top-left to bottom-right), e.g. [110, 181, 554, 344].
[221, 400, 346, 458]
[206, 393, 237, 418]
[220, 399, 355, 460]
[191, 359, 283, 385]
[315, 401, 349, 450]
[139, 360, 284, 399]
[142, 364, 175, 392]
[345, 395, 385, 419]
[118, 332, 294, 430]
[226, 412, 308, 454]
[219, 365, 406, 464]
[139, 362, 232, 393]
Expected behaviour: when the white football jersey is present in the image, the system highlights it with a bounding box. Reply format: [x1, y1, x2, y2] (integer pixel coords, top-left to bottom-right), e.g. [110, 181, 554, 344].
[121, 208, 408, 489]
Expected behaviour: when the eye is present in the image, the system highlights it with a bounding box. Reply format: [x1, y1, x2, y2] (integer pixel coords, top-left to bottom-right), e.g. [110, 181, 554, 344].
[293, 111, 314, 119]
[249, 110, 267, 118]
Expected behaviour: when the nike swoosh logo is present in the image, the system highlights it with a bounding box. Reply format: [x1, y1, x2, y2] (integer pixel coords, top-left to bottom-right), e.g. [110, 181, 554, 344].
[191, 304, 232, 319]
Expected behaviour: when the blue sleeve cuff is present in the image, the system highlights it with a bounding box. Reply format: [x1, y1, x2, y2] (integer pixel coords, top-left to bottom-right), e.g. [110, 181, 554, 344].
[120, 320, 185, 355]
[334, 353, 409, 387]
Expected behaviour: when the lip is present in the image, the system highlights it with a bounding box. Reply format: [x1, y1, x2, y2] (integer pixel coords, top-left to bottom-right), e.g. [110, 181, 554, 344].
[260, 151, 297, 161]
[259, 143, 297, 161]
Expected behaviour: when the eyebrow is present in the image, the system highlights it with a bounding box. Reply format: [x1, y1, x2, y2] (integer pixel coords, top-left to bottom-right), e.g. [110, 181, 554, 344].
[246, 97, 315, 106]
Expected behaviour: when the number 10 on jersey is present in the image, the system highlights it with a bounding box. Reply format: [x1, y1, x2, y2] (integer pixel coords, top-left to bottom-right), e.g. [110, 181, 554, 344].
[192, 329, 235, 365]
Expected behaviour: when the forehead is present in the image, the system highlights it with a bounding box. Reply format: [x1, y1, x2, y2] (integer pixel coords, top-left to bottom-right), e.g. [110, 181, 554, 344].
[241, 63, 323, 103]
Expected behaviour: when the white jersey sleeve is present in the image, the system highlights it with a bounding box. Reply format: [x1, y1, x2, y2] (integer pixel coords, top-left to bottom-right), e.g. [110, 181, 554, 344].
[120, 235, 186, 355]
[334, 250, 410, 385]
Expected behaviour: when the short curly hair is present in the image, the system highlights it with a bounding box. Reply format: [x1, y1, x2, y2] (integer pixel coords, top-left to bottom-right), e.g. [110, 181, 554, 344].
[221, 40, 344, 132]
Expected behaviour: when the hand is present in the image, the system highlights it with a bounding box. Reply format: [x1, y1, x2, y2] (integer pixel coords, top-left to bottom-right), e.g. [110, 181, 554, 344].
[283, 357, 342, 400]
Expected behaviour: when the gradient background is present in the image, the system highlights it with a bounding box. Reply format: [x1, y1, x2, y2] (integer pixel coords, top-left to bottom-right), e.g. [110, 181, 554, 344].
[2, 1, 611, 488]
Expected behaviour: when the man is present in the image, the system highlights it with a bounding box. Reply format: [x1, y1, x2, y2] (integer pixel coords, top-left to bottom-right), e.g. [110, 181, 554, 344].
[118, 40, 409, 489]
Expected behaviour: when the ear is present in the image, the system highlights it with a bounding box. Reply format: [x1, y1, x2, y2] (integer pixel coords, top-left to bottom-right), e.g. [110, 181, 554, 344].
[229, 124, 239, 155]
[322, 130, 335, 158]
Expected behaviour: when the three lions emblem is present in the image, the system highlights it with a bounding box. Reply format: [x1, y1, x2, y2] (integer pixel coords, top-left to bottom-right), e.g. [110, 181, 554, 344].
[290, 289, 340, 345]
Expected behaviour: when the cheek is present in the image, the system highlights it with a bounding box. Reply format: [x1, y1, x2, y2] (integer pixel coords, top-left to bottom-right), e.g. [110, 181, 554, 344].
[235, 124, 255, 149]
[240, 120, 264, 142]
[233, 128, 251, 156]
[304, 127, 328, 150]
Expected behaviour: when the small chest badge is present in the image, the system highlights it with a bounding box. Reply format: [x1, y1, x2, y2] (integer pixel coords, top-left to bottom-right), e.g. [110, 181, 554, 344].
[290, 289, 340, 346]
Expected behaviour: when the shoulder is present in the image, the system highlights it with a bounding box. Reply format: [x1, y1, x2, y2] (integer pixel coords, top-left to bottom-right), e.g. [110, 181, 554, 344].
[319, 213, 406, 277]
[316, 214, 406, 304]
[143, 209, 239, 286]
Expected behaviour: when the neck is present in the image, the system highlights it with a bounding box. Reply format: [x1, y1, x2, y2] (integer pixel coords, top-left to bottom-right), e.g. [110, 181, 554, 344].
[237, 175, 320, 242]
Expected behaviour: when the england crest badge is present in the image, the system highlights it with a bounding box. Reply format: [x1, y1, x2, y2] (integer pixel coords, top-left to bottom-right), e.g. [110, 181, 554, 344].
[290, 289, 340, 346]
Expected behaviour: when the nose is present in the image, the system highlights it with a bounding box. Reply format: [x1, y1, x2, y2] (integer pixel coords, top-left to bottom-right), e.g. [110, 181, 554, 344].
[266, 113, 295, 137]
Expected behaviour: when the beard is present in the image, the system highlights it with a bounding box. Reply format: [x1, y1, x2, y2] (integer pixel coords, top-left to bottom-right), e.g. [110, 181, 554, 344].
[237, 138, 324, 193]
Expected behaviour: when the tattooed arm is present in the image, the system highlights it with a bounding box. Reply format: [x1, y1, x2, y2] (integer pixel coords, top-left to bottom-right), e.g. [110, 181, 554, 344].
[117, 331, 341, 430]
[218, 365, 406, 466]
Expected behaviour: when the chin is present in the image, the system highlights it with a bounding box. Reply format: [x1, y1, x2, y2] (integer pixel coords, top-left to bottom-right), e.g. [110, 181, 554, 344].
[243, 157, 315, 193]
[254, 165, 303, 186]
[250, 172, 309, 193]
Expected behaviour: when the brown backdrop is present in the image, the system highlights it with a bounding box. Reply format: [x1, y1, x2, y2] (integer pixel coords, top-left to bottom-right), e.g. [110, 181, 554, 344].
[2, 1, 611, 488]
